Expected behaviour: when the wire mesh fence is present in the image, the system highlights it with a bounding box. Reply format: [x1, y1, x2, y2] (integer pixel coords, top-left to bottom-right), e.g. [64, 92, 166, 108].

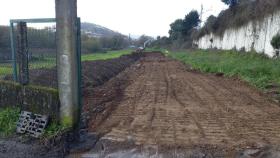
[0, 56, 12, 79]
[26, 23, 58, 88]
[0, 26, 13, 79]
[1, 17, 81, 100]
[0, 20, 58, 89]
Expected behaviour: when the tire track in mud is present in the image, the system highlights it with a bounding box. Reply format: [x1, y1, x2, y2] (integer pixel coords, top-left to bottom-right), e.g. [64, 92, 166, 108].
[212, 78, 280, 143]
[169, 69, 232, 145]
[96, 57, 164, 144]
[189, 72, 280, 144]
[183, 75, 256, 144]
[198, 76, 268, 141]
[98, 63, 148, 136]
[176, 68, 279, 146]
[165, 62, 206, 142]
[184, 74, 251, 140]
[85, 52, 280, 157]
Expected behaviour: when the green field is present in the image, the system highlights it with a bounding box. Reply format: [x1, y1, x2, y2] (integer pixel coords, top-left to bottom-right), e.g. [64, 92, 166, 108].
[81, 49, 133, 61]
[169, 50, 280, 89]
[0, 49, 133, 77]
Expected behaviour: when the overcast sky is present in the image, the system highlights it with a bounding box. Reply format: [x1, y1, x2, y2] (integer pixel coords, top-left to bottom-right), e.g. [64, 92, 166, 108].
[0, 0, 227, 37]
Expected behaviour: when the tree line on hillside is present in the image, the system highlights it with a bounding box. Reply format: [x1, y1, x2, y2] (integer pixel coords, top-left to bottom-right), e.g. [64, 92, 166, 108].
[151, 0, 280, 50]
[0, 26, 56, 50]
[82, 34, 129, 53]
[82, 34, 154, 53]
[0, 25, 130, 53]
[0, 25, 154, 60]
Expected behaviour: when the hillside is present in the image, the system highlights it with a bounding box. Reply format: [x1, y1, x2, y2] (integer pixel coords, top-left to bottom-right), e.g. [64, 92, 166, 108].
[81, 22, 123, 38]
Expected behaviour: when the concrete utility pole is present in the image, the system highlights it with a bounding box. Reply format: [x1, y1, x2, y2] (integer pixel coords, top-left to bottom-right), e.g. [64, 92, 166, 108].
[55, 0, 79, 128]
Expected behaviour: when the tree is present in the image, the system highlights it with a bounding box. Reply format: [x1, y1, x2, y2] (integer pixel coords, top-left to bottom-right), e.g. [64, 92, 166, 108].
[150, 36, 171, 49]
[169, 10, 200, 41]
[222, 0, 239, 7]
[169, 19, 184, 40]
[168, 10, 200, 49]
[182, 10, 200, 37]
[156, 36, 161, 41]
[204, 15, 218, 33]
[82, 37, 101, 53]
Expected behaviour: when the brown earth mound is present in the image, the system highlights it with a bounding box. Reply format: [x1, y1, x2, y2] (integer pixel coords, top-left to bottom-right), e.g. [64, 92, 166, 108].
[76, 52, 280, 158]
[4, 52, 142, 89]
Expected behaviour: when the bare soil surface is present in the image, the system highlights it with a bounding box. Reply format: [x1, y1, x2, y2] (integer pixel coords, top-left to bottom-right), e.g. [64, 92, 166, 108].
[78, 52, 280, 158]
[0, 53, 143, 158]
[4, 53, 142, 89]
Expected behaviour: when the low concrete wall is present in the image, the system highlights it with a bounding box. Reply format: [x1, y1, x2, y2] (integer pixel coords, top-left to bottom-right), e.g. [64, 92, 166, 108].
[0, 81, 60, 122]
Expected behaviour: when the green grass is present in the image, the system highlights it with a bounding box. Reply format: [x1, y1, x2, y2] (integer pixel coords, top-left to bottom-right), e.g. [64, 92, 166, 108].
[0, 106, 67, 138]
[0, 58, 56, 77]
[0, 49, 133, 76]
[0, 67, 12, 76]
[29, 58, 56, 69]
[0, 107, 20, 137]
[169, 50, 280, 89]
[43, 122, 68, 139]
[82, 49, 132, 61]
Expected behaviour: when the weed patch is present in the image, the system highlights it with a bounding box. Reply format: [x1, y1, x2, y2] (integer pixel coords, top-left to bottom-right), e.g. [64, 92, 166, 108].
[0, 107, 20, 137]
[43, 122, 69, 139]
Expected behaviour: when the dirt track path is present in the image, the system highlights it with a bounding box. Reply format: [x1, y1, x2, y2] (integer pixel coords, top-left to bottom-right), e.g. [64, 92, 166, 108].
[83, 53, 280, 157]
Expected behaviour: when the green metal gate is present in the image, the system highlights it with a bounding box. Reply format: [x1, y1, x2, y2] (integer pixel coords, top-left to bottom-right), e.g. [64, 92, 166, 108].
[9, 17, 82, 109]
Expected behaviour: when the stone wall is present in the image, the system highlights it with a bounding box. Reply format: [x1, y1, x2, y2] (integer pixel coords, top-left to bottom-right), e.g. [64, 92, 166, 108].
[197, 10, 280, 57]
[0, 81, 60, 122]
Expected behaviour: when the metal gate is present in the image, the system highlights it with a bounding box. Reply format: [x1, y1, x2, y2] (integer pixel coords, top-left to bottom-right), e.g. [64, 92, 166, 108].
[9, 17, 82, 109]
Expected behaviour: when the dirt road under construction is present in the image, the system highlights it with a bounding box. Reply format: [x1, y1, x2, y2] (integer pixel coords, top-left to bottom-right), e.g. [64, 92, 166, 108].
[81, 52, 280, 157]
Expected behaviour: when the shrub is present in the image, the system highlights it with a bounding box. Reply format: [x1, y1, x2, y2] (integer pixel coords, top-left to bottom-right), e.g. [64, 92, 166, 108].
[271, 34, 280, 49]
[271, 34, 280, 57]
[82, 38, 102, 53]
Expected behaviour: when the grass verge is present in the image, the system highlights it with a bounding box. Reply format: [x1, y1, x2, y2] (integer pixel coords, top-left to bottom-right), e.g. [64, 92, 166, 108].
[0, 107, 20, 137]
[169, 50, 280, 89]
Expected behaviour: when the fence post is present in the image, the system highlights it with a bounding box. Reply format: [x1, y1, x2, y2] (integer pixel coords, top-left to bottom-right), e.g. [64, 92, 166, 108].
[9, 22, 18, 82]
[55, 0, 79, 129]
[17, 22, 29, 85]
